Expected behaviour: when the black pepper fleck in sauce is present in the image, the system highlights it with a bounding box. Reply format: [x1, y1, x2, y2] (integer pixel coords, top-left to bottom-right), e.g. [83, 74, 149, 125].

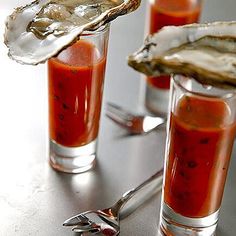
[58, 82, 63, 90]
[53, 95, 60, 101]
[187, 160, 198, 168]
[200, 137, 210, 144]
[71, 69, 78, 74]
[59, 114, 64, 121]
[62, 103, 69, 110]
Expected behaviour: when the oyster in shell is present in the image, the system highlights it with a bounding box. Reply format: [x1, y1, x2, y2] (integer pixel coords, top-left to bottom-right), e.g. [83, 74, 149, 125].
[128, 21, 236, 89]
[4, 0, 140, 65]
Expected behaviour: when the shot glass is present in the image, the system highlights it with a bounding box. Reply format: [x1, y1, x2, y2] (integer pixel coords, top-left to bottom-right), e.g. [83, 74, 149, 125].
[48, 24, 109, 173]
[159, 75, 236, 235]
[145, 0, 202, 116]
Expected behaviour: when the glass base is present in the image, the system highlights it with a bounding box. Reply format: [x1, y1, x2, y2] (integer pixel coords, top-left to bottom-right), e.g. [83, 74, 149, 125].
[49, 139, 97, 174]
[159, 203, 218, 236]
[145, 83, 169, 116]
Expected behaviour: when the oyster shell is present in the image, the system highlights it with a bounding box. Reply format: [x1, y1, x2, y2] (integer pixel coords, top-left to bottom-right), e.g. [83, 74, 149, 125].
[128, 21, 236, 89]
[5, 0, 140, 65]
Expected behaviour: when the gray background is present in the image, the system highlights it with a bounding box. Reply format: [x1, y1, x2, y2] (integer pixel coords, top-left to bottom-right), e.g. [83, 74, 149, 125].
[0, 0, 236, 235]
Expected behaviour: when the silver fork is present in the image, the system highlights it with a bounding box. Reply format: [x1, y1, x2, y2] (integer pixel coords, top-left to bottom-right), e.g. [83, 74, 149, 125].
[63, 168, 163, 235]
[105, 102, 166, 135]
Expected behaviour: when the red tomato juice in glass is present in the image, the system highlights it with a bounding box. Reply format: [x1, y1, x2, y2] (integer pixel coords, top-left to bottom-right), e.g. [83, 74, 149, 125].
[164, 95, 236, 217]
[48, 40, 106, 147]
[148, 0, 201, 89]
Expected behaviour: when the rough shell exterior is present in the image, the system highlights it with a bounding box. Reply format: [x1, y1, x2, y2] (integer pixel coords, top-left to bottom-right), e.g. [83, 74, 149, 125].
[128, 21, 236, 89]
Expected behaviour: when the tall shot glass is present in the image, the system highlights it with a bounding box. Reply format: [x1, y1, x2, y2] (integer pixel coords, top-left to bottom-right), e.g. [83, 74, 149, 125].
[159, 75, 236, 235]
[144, 0, 202, 117]
[48, 24, 109, 173]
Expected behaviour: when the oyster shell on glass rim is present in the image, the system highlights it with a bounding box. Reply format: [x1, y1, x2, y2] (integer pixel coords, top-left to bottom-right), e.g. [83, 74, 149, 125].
[4, 0, 140, 65]
[128, 21, 236, 89]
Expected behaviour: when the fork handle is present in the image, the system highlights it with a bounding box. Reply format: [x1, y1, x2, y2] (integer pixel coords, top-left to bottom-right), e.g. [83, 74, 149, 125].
[111, 168, 164, 218]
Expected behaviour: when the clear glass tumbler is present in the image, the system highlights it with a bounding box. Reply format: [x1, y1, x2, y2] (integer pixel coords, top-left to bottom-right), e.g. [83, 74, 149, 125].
[48, 24, 109, 173]
[159, 75, 236, 235]
[145, 0, 202, 116]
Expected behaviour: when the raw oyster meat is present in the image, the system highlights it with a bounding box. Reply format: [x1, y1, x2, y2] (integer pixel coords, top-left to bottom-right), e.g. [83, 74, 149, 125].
[128, 21, 236, 89]
[4, 0, 140, 65]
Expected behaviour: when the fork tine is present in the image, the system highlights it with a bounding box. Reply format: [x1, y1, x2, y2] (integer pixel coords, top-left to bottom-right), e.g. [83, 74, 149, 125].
[105, 102, 135, 129]
[63, 213, 91, 226]
[106, 102, 133, 121]
[72, 225, 100, 233]
[105, 112, 133, 129]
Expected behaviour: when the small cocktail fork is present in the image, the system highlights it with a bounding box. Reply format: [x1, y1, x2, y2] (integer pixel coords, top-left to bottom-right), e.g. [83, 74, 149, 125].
[63, 168, 163, 235]
[105, 102, 166, 135]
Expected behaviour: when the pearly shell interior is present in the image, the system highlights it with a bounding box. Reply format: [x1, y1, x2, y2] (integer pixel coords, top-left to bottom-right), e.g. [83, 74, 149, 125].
[4, 0, 140, 65]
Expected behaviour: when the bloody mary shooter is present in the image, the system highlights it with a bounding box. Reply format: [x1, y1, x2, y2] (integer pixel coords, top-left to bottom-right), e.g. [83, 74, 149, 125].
[160, 75, 236, 236]
[48, 25, 109, 173]
[145, 0, 201, 115]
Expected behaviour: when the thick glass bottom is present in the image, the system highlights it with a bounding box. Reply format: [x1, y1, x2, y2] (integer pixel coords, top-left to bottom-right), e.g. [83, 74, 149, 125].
[49, 139, 97, 173]
[159, 203, 218, 236]
[145, 83, 169, 116]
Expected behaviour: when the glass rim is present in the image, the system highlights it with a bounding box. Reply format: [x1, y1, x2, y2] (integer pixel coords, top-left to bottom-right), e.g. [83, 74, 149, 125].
[172, 74, 236, 100]
[81, 23, 110, 36]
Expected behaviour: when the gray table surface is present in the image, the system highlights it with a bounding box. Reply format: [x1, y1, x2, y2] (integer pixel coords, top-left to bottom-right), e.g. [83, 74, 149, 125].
[1, 0, 236, 235]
